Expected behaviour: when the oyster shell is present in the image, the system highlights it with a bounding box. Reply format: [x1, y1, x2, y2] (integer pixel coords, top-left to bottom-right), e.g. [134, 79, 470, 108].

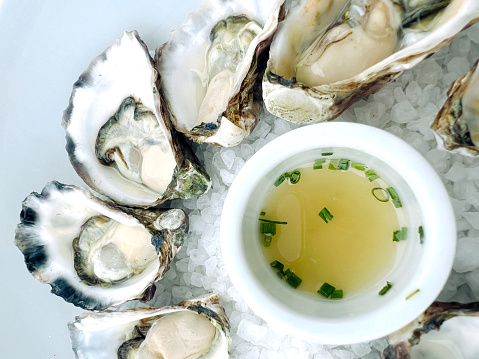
[62, 30, 211, 208]
[431, 59, 479, 156]
[383, 301, 479, 358]
[15, 181, 188, 310]
[263, 0, 479, 124]
[69, 293, 231, 359]
[155, 0, 284, 147]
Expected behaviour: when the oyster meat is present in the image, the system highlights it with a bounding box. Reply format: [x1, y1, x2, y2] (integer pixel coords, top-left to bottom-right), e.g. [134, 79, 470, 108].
[383, 301, 479, 358]
[15, 181, 188, 310]
[432, 59, 479, 156]
[156, 0, 284, 147]
[263, 0, 479, 124]
[69, 293, 231, 359]
[63, 30, 210, 208]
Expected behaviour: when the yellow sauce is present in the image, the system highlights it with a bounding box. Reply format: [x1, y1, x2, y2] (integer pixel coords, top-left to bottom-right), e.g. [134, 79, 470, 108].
[260, 163, 400, 297]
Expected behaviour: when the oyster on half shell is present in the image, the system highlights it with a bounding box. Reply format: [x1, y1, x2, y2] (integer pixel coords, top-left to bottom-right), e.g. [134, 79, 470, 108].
[383, 301, 479, 359]
[69, 293, 231, 359]
[15, 181, 188, 310]
[432, 59, 479, 156]
[155, 0, 284, 147]
[63, 30, 210, 208]
[263, 0, 479, 124]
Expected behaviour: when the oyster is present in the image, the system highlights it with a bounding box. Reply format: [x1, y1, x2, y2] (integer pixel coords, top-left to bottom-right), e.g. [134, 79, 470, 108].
[62, 30, 210, 208]
[431, 59, 479, 156]
[263, 0, 479, 124]
[69, 293, 231, 359]
[155, 0, 284, 147]
[383, 301, 479, 358]
[15, 181, 188, 310]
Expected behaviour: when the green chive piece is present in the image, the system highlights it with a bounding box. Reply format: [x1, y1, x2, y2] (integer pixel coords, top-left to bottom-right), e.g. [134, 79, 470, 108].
[314, 158, 326, 169]
[270, 260, 284, 272]
[290, 170, 301, 184]
[331, 289, 343, 299]
[352, 162, 367, 171]
[419, 226, 424, 244]
[259, 219, 288, 225]
[318, 207, 333, 223]
[318, 282, 335, 298]
[371, 187, 390, 202]
[338, 158, 350, 170]
[285, 271, 303, 288]
[274, 174, 286, 187]
[153, 87, 157, 93]
[406, 289, 420, 300]
[261, 222, 276, 236]
[329, 159, 340, 170]
[284, 268, 292, 277]
[260, 211, 266, 216]
[365, 169, 380, 181]
[379, 281, 392, 295]
[322, 152, 333, 156]
[393, 227, 407, 242]
[263, 236, 272, 247]
[276, 271, 285, 278]
[387, 187, 402, 208]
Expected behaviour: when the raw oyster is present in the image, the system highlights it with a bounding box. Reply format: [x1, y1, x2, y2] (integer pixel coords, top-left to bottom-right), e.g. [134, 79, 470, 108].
[432, 59, 479, 156]
[383, 301, 479, 358]
[155, 0, 285, 147]
[263, 0, 479, 124]
[63, 30, 210, 208]
[69, 293, 231, 359]
[15, 181, 188, 310]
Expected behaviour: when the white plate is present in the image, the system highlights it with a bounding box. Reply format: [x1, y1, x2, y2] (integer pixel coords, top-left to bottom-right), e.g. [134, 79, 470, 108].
[0, 1, 200, 358]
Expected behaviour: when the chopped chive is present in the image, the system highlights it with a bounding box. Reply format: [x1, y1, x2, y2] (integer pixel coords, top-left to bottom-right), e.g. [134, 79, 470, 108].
[331, 289, 343, 299]
[284, 268, 292, 277]
[322, 152, 333, 156]
[274, 174, 286, 187]
[259, 219, 288, 225]
[379, 281, 392, 295]
[393, 227, 407, 242]
[285, 271, 302, 288]
[318, 282, 335, 298]
[314, 158, 326, 169]
[328, 159, 340, 170]
[261, 222, 276, 235]
[418, 226, 424, 244]
[153, 87, 157, 93]
[270, 260, 284, 272]
[263, 235, 272, 247]
[276, 271, 285, 278]
[365, 169, 380, 181]
[260, 211, 266, 216]
[406, 289, 420, 300]
[371, 187, 390, 202]
[387, 187, 402, 208]
[352, 162, 367, 171]
[318, 207, 333, 223]
[338, 159, 350, 170]
[290, 170, 301, 184]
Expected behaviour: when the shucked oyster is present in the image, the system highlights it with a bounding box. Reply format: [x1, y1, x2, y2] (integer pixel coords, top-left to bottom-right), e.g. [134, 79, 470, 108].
[156, 0, 284, 147]
[432, 59, 479, 156]
[383, 301, 479, 359]
[263, 0, 479, 124]
[63, 30, 210, 208]
[69, 293, 231, 359]
[15, 181, 188, 310]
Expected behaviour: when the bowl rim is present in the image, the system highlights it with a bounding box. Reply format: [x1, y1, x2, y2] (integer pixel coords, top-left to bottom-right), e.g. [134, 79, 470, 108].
[220, 122, 456, 344]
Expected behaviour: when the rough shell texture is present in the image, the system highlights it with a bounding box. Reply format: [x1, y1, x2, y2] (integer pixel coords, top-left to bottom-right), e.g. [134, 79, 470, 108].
[432, 59, 479, 156]
[383, 301, 479, 358]
[62, 30, 210, 208]
[263, 0, 479, 124]
[14, 181, 188, 310]
[68, 293, 231, 359]
[156, 0, 285, 147]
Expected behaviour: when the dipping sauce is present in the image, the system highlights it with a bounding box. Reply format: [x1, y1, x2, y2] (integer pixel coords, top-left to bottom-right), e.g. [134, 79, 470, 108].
[260, 159, 402, 297]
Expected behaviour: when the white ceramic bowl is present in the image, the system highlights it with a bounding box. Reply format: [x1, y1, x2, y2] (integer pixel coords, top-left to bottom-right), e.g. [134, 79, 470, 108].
[220, 122, 456, 344]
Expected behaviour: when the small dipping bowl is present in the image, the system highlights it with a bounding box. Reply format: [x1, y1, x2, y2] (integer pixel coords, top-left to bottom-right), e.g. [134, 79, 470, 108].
[220, 122, 456, 344]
